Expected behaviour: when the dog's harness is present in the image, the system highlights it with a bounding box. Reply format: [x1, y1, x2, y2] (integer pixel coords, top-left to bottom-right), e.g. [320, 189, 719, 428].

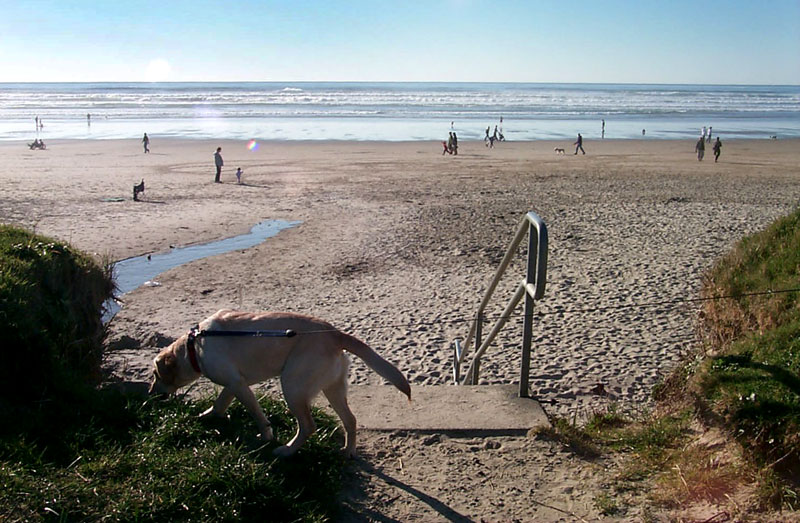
[185, 325, 297, 374]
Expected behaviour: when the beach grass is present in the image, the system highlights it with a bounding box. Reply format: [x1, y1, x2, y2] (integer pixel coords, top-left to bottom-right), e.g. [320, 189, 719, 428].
[0, 386, 345, 521]
[0, 225, 114, 397]
[693, 206, 800, 508]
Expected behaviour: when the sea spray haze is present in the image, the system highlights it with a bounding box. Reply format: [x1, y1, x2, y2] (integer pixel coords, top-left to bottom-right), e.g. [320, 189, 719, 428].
[1, 82, 798, 141]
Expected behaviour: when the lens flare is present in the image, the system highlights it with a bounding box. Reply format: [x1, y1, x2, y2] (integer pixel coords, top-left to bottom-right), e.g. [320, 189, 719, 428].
[247, 139, 259, 151]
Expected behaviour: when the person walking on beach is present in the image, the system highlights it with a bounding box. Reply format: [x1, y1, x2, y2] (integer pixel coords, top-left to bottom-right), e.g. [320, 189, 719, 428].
[712, 137, 722, 162]
[235, 167, 243, 183]
[707, 126, 713, 143]
[142, 133, 150, 153]
[485, 126, 490, 143]
[214, 147, 224, 182]
[574, 133, 585, 155]
[601, 119, 605, 139]
[452, 132, 458, 155]
[695, 136, 705, 161]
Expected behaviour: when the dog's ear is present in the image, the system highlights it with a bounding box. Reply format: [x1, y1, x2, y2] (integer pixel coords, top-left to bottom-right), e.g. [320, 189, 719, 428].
[154, 351, 178, 386]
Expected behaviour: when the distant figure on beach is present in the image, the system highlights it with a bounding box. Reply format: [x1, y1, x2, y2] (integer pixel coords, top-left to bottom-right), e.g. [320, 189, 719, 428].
[445, 132, 458, 155]
[493, 125, 499, 141]
[695, 136, 705, 161]
[642, 129, 646, 136]
[235, 167, 243, 183]
[601, 119, 605, 139]
[442, 140, 450, 155]
[702, 126, 707, 141]
[87, 113, 91, 126]
[574, 133, 585, 155]
[142, 133, 150, 153]
[707, 126, 713, 143]
[712, 137, 722, 162]
[485, 126, 490, 142]
[35, 116, 39, 130]
[214, 147, 224, 182]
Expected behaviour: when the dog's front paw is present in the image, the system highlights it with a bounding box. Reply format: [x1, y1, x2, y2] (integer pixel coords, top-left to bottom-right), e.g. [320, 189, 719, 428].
[199, 407, 229, 420]
[272, 445, 295, 458]
[257, 426, 274, 442]
[341, 446, 357, 459]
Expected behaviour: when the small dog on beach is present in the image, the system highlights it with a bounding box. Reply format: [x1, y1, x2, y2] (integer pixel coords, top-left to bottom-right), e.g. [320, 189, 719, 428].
[554, 147, 565, 155]
[133, 179, 145, 201]
[149, 309, 411, 457]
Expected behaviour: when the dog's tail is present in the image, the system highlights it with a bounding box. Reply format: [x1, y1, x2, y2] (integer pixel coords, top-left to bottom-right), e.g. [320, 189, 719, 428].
[338, 332, 411, 400]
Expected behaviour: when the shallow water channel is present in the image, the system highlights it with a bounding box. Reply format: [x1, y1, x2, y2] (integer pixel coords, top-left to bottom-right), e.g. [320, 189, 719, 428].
[103, 219, 300, 322]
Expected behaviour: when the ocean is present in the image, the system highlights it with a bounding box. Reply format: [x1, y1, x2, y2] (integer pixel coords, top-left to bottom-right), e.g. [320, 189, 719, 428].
[1, 82, 798, 142]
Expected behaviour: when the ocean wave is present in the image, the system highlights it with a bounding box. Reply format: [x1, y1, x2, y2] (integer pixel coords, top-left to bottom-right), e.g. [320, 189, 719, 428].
[1, 82, 798, 125]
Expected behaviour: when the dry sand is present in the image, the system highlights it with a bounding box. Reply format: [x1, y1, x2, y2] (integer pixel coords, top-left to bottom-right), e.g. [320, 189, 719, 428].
[3, 137, 799, 520]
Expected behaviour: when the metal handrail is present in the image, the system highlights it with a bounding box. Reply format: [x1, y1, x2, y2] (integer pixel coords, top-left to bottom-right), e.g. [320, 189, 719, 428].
[453, 211, 548, 397]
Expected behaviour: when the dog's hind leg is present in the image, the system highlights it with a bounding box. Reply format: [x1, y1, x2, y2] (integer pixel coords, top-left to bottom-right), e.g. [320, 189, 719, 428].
[274, 386, 317, 458]
[323, 379, 357, 458]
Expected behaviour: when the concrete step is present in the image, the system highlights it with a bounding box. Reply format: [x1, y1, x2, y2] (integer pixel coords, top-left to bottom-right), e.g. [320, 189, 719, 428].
[324, 384, 550, 434]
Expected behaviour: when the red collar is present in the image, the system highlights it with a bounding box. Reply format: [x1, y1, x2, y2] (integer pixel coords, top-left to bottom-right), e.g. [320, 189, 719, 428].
[186, 327, 202, 374]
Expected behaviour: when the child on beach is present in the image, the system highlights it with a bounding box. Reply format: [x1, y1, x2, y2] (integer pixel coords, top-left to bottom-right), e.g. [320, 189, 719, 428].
[235, 167, 243, 183]
[712, 137, 722, 162]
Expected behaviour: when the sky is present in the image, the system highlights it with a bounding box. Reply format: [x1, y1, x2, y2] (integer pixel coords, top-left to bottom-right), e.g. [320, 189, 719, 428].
[1, 0, 799, 85]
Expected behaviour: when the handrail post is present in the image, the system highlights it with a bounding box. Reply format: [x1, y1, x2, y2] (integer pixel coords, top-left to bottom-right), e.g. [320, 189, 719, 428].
[471, 312, 483, 384]
[519, 222, 538, 397]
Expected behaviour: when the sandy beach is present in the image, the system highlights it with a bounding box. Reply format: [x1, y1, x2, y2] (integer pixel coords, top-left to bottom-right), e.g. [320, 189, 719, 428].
[4, 136, 800, 519]
[2, 137, 799, 418]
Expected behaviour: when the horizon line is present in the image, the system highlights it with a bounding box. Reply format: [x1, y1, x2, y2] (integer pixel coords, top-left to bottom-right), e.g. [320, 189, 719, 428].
[0, 80, 798, 88]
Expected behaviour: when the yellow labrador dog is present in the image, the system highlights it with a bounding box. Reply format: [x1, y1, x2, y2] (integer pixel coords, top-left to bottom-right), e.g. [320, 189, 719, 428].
[150, 309, 411, 457]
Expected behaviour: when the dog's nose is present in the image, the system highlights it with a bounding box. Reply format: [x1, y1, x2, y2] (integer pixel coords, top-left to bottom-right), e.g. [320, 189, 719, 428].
[148, 378, 169, 396]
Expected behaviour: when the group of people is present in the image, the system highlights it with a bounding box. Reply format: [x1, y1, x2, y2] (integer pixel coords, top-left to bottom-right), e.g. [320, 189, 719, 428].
[696, 134, 722, 162]
[696, 126, 723, 162]
[212, 146, 244, 184]
[442, 132, 459, 155]
[484, 124, 505, 148]
[27, 138, 46, 150]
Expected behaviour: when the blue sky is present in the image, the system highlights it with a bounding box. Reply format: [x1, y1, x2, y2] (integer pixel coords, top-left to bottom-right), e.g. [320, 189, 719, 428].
[1, 0, 798, 84]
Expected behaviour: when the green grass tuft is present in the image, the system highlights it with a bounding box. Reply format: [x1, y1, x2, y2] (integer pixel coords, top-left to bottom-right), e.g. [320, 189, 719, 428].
[0, 225, 114, 397]
[0, 385, 345, 521]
